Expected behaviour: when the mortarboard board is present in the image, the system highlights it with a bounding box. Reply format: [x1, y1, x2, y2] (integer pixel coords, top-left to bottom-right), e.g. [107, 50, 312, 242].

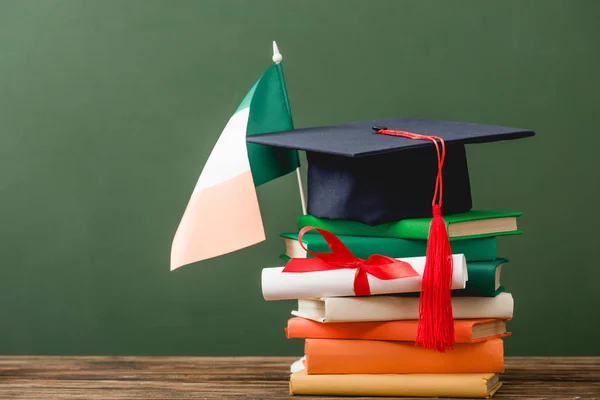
[248, 117, 534, 353]
[247, 118, 534, 226]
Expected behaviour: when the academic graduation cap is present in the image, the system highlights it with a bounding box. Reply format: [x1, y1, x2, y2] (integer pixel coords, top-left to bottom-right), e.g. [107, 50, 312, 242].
[248, 117, 534, 352]
[247, 118, 535, 226]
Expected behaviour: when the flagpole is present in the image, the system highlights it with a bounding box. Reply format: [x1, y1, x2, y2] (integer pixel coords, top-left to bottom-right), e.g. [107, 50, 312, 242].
[295, 167, 308, 215]
[273, 41, 307, 215]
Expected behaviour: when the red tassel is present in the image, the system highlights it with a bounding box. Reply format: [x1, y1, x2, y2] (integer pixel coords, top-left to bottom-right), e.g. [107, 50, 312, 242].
[375, 128, 455, 352]
[415, 204, 454, 352]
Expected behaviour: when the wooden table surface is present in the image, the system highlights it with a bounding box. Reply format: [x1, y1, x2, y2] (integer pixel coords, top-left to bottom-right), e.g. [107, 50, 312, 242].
[0, 356, 598, 399]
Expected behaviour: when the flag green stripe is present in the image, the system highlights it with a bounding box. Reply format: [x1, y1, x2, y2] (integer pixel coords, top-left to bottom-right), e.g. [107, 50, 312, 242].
[246, 64, 299, 187]
[275, 63, 293, 119]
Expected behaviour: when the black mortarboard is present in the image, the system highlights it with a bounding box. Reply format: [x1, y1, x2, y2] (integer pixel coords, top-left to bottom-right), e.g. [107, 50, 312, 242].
[247, 118, 534, 225]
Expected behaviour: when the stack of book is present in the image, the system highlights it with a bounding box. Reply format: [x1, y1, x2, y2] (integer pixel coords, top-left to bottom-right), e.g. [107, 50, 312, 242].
[262, 210, 521, 398]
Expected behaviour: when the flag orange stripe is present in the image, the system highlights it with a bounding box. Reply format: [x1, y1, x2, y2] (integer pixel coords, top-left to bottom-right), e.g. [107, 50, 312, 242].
[286, 317, 510, 343]
[170, 171, 265, 270]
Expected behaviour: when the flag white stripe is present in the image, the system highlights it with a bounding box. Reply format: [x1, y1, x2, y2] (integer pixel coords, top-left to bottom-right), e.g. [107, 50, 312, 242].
[194, 107, 251, 192]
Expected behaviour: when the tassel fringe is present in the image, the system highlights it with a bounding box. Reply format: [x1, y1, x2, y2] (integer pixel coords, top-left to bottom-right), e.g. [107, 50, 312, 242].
[415, 205, 455, 352]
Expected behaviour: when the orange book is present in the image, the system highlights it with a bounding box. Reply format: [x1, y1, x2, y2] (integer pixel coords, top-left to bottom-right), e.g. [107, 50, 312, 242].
[287, 317, 510, 343]
[305, 338, 504, 374]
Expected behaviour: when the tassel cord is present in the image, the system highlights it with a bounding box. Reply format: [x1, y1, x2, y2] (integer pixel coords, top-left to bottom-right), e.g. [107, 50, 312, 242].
[376, 128, 454, 352]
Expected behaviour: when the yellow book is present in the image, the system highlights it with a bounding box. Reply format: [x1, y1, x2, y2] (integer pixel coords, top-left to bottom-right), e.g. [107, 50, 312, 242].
[289, 370, 502, 398]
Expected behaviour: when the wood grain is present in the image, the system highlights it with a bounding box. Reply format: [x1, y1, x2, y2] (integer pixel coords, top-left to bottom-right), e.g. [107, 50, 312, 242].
[0, 356, 598, 399]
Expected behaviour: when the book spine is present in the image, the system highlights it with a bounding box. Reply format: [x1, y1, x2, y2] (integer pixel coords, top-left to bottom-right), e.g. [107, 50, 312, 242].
[305, 237, 427, 260]
[450, 237, 497, 262]
[305, 236, 496, 262]
[458, 260, 505, 297]
[298, 212, 522, 241]
[305, 338, 504, 374]
[322, 293, 514, 322]
[290, 372, 497, 398]
[283, 239, 497, 262]
[286, 318, 504, 343]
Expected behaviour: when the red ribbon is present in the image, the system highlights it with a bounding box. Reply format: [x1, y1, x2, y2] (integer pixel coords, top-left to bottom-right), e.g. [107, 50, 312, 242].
[282, 226, 419, 296]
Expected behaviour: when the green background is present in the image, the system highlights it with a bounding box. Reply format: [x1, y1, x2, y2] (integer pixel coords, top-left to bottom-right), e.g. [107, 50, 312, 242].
[0, 0, 598, 356]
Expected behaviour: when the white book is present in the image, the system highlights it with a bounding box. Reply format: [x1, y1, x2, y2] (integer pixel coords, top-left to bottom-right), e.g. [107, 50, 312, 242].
[262, 254, 467, 301]
[292, 292, 514, 322]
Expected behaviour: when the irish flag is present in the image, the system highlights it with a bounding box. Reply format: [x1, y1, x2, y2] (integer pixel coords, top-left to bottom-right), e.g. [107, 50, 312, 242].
[171, 47, 298, 270]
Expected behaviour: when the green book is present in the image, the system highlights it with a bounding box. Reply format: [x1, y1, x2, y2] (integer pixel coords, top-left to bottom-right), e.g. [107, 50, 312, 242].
[455, 258, 507, 297]
[298, 210, 522, 241]
[280, 232, 497, 262]
[390, 258, 506, 298]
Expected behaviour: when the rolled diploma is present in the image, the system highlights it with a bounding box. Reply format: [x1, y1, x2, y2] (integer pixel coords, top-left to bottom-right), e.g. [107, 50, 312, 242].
[262, 254, 467, 301]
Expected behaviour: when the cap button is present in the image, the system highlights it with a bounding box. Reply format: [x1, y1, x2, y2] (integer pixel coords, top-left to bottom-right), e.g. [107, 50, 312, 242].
[372, 125, 387, 132]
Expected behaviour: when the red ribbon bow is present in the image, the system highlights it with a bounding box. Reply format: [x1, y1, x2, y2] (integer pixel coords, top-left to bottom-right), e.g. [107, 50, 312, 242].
[282, 226, 419, 296]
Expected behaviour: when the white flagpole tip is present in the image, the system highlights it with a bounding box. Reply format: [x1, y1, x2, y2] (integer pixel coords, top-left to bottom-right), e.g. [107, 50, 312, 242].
[272, 41, 283, 63]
